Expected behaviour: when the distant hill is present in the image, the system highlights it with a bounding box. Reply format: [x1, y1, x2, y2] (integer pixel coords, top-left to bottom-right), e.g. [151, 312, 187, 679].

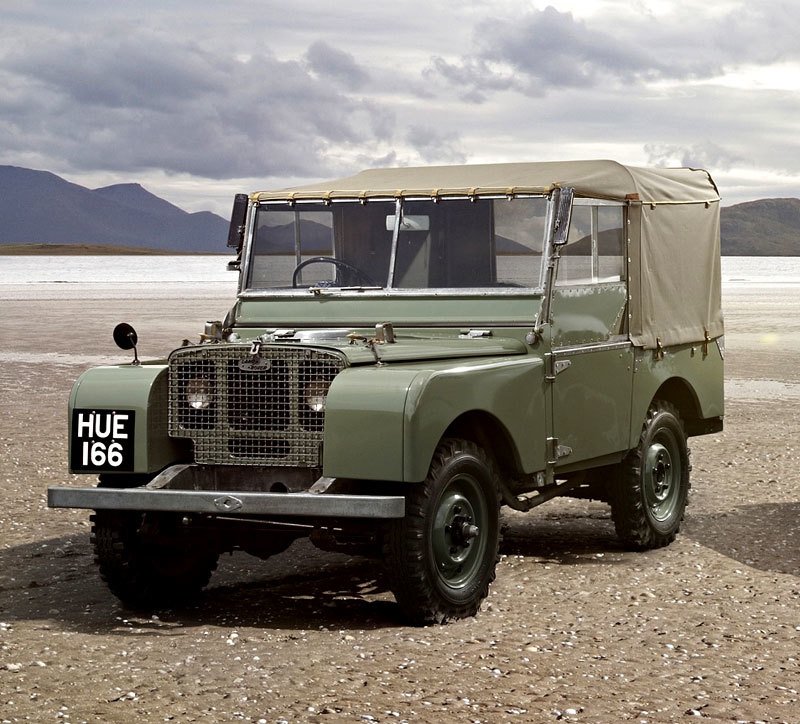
[720, 198, 800, 255]
[1, 166, 799, 255]
[0, 166, 229, 252]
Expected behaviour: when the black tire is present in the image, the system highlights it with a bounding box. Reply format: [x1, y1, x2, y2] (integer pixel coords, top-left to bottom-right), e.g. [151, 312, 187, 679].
[610, 400, 690, 550]
[91, 510, 219, 610]
[384, 438, 501, 624]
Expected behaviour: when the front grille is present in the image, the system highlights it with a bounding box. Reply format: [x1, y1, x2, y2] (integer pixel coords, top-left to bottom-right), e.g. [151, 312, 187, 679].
[169, 344, 346, 466]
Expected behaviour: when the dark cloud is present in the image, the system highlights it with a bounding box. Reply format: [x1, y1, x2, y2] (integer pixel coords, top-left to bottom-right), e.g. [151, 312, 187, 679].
[426, 5, 800, 101]
[478, 8, 656, 88]
[304, 40, 369, 89]
[0, 29, 394, 180]
[0, 1, 798, 207]
[425, 7, 656, 100]
[425, 57, 520, 103]
[406, 125, 467, 164]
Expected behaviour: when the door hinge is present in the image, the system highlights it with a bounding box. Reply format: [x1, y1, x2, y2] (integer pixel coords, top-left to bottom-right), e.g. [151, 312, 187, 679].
[547, 437, 572, 464]
[546, 357, 571, 381]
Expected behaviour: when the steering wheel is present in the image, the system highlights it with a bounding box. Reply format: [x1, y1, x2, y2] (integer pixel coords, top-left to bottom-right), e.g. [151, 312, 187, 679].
[292, 256, 377, 288]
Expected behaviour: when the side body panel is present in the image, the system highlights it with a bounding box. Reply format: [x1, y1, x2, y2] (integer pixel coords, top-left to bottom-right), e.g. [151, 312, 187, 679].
[552, 345, 634, 465]
[549, 282, 634, 466]
[69, 364, 187, 474]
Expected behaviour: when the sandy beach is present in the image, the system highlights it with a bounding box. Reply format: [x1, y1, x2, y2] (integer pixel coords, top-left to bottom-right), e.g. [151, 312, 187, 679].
[1, 279, 798, 722]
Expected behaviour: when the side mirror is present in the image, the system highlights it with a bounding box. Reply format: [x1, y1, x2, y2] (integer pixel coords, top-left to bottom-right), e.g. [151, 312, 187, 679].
[113, 322, 140, 365]
[551, 187, 574, 246]
[226, 193, 249, 249]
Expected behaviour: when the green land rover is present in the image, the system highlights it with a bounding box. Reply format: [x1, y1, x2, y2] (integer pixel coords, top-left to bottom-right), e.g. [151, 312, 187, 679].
[48, 160, 724, 623]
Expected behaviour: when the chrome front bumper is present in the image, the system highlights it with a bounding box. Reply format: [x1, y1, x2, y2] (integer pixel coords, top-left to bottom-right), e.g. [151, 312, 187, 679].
[47, 486, 405, 518]
[48, 464, 405, 519]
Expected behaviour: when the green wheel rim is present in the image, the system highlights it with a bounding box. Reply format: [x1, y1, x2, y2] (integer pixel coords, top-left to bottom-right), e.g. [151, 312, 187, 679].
[430, 473, 489, 590]
[643, 430, 681, 522]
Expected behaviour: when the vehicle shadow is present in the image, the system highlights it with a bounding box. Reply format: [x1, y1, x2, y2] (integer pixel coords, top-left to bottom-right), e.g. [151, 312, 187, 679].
[0, 504, 626, 634]
[500, 505, 627, 563]
[8, 501, 790, 634]
[684, 501, 800, 576]
[0, 534, 402, 633]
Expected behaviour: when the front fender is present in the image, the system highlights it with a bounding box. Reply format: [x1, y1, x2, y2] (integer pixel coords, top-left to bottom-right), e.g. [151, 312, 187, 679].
[323, 355, 545, 483]
[403, 356, 546, 481]
[323, 366, 420, 481]
[69, 363, 188, 475]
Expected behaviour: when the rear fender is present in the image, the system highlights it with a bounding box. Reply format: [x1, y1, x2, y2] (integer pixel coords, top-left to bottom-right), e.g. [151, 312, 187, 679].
[631, 343, 724, 445]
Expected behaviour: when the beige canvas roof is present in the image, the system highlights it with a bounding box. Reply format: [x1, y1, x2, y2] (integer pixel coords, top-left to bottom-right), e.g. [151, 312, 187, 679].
[254, 160, 722, 349]
[255, 160, 719, 204]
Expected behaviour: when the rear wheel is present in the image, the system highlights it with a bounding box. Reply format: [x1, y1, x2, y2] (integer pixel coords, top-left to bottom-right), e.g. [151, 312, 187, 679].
[384, 439, 501, 624]
[91, 510, 219, 610]
[610, 400, 690, 550]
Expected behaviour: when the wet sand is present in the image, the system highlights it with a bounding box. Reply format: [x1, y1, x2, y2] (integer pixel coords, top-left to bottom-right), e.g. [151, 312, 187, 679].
[0, 281, 798, 722]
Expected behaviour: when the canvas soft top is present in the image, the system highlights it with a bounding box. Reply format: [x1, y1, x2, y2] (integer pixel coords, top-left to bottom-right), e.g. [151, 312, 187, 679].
[253, 160, 722, 350]
[254, 160, 719, 204]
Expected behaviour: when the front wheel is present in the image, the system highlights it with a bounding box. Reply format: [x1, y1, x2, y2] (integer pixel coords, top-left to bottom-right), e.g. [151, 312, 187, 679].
[610, 400, 690, 550]
[384, 439, 501, 624]
[91, 511, 219, 610]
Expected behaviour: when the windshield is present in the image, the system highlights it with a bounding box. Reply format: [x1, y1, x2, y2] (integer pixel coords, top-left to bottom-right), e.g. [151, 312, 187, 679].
[244, 196, 548, 292]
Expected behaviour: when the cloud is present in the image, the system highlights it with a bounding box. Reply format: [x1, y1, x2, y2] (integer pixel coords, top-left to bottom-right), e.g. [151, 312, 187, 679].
[425, 57, 521, 103]
[644, 142, 744, 171]
[406, 125, 467, 164]
[0, 0, 799, 209]
[424, 7, 659, 100]
[426, 4, 800, 101]
[304, 40, 369, 90]
[0, 28, 394, 180]
[478, 7, 656, 88]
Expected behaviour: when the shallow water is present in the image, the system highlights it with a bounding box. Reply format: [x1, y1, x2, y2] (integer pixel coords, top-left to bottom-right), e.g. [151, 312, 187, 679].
[2, 254, 800, 290]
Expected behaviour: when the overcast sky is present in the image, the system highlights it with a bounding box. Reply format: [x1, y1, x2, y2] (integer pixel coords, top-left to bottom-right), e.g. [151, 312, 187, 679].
[2, 0, 798, 216]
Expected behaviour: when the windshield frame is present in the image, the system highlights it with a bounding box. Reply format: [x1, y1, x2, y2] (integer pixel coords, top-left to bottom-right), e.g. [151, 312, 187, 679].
[239, 194, 551, 298]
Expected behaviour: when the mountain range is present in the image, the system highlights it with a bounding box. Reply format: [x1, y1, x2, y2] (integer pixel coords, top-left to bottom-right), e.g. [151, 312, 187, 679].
[1, 165, 799, 255]
[0, 165, 228, 252]
[719, 197, 800, 255]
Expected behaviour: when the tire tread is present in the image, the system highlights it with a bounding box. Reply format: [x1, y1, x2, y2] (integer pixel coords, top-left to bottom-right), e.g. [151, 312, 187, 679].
[384, 438, 501, 624]
[610, 400, 690, 551]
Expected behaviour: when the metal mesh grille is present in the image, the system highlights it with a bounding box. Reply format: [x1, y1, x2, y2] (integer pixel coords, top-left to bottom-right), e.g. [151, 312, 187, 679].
[169, 345, 346, 466]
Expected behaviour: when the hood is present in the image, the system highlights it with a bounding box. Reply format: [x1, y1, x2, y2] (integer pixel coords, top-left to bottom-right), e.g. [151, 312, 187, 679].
[334, 335, 528, 365]
[236, 330, 528, 365]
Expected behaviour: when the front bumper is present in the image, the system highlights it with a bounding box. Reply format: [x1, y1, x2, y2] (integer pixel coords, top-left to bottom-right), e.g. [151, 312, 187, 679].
[47, 486, 405, 518]
[48, 464, 405, 519]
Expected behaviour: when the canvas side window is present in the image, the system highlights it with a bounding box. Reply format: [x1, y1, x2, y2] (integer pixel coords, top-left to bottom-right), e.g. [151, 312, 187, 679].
[556, 202, 624, 286]
[596, 206, 625, 282]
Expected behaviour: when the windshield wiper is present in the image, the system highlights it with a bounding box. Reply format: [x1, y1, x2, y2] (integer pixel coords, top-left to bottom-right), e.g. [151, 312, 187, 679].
[308, 285, 383, 296]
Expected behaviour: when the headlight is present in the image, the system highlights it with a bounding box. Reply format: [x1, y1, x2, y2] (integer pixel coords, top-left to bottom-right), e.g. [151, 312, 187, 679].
[305, 378, 331, 412]
[186, 377, 213, 410]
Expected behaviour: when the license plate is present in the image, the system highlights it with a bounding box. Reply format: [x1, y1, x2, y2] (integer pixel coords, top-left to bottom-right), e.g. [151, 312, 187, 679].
[70, 409, 136, 472]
